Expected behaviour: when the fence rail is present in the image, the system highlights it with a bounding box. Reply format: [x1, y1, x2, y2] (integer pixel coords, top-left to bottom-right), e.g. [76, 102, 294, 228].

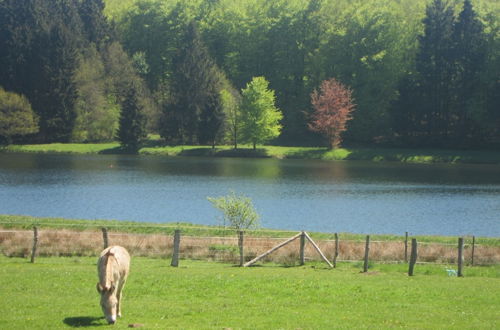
[1, 227, 499, 269]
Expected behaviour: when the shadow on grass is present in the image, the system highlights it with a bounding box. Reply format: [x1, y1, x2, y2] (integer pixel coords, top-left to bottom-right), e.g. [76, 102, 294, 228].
[98, 147, 140, 155]
[284, 148, 328, 159]
[344, 148, 461, 163]
[214, 148, 269, 158]
[176, 147, 270, 158]
[141, 139, 164, 148]
[178, 148, 218, 157]
[98, 146, 127, 155]
[63, 316, 105, 327]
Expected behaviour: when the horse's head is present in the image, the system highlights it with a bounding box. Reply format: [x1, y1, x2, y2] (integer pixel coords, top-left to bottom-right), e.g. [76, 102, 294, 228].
[96, 283, 118, 324]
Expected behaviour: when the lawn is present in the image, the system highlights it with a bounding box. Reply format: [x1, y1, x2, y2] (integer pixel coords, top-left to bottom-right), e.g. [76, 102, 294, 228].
[0, 255, 499, 329]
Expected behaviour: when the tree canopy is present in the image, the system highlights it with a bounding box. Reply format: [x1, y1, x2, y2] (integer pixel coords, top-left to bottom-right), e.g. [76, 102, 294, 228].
[239, 77, 283, 150]
[0, 0, 498, 148]
[308, 78, 355, 149]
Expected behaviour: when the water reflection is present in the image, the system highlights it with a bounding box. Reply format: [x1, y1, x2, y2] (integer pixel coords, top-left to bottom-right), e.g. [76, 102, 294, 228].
[0, 153, 499, 236]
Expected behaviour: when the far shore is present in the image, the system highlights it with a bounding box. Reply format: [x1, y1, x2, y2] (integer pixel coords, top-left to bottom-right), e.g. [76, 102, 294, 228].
[1, 140, 500, 164]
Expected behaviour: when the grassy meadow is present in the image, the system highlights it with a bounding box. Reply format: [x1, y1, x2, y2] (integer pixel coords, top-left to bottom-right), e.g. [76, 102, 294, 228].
[1, 255, 500, 329]
[2, 138, 500, 164]
[1, 217, 500, 328]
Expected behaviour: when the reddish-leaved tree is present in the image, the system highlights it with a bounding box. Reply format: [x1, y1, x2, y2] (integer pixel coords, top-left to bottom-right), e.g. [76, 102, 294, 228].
[308, 78, 355, 149]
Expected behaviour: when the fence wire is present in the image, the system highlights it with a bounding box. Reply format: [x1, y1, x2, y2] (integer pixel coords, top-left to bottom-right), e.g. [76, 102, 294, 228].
[0, 229, 498, 266]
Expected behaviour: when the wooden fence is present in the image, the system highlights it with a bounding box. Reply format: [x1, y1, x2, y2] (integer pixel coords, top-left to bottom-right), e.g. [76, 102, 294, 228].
[1, 227, 498, 277]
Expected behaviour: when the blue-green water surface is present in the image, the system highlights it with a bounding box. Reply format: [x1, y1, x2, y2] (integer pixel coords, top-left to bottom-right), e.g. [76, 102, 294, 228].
[0, 153, 499, 236]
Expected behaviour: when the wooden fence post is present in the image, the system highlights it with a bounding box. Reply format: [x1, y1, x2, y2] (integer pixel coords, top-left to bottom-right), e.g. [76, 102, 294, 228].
[363, 235, 370, 273]
[333, 233, 339, 268]
[471, 236, 475, 266]
[299, 231, 306, 266]
[404, 231, 408, 263]
[171, 230, 181, 267]
[238, 231, 244, 267]
[408, 238, 417, 276]
[458, 237, 464, 277]
[101, 227, 109, 249]
[31, 226, 39, 263]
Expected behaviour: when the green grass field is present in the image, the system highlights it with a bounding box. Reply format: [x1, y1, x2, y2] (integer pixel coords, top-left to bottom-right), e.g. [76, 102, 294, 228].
[2, 139, 500, 164]
[0, 255, 499, 329]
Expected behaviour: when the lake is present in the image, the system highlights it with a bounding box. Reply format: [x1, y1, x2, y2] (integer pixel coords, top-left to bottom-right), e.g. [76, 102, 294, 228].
[0, 153, 499, 237]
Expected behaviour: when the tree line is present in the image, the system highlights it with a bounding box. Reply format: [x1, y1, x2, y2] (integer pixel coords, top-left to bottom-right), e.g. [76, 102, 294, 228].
[1, 0, 499, 149]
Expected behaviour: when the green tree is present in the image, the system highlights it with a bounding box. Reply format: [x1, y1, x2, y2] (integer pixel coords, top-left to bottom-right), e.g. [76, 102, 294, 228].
[0, 87, 38, 144]
[72, 46, 119, 142]
[415, 0, 456, 145]
[34, 24, 80, 142]
[160, 22, 224, 145]
[220, 87, 241, 149]
[451, 0, 488, 144]
[117, 83, 147, 153]
[261, 0, 324, 145]
[78, 0, 111, 47]
[207, 190, 260, 266]
[0, 0, 82, 142]
[103, 42, 156, 135]
[320, 2, 411, 144]
[207, 191, 260, 231]
[239, 77, 283, 150]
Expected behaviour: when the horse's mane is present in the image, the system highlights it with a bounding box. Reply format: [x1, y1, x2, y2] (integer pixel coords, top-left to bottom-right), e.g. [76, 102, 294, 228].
[104, 250, 117, 290]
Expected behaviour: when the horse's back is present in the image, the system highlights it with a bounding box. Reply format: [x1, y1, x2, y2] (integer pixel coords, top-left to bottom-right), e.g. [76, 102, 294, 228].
[98, 246, 130, 285]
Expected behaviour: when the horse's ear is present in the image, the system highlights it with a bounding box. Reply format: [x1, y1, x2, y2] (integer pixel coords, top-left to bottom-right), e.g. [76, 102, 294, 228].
[96, 283, 103, 293]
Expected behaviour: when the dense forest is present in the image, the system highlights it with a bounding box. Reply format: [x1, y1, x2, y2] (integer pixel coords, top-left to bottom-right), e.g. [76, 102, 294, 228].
[0, 0, 499, 149]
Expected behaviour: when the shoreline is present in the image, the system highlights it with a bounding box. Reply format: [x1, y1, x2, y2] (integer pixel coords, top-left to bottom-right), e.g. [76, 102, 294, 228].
[2, 142, 500, 165]
[1, 214, 498, 245]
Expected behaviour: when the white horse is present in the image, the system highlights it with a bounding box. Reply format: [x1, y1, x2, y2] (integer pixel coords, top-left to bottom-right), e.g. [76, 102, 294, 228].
[97, 246, 130, 324]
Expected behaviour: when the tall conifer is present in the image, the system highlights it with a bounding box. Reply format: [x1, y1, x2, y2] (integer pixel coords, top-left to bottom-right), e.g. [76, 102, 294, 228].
[160, 22, 224, 145]
[118, 83, 147, 152]
[452, 0, 487, 143]
[415, 0, 455, 145]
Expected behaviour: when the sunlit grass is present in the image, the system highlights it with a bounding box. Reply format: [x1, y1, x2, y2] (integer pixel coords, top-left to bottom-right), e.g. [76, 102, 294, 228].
[0, 255, 499, 329]
[4, 143, 119, 154]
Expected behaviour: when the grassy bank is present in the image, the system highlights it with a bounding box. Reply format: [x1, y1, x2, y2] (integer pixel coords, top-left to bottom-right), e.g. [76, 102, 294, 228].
[2, 214, 499, 246]
[0, 256, 499, 329]
[2, 140, 500, 164]
[2, 215, 499, 267]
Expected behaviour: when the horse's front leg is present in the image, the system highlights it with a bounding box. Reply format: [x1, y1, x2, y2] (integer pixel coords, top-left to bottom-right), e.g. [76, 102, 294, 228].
[116, 280, 125, 317]
[116, 281, 124, 317]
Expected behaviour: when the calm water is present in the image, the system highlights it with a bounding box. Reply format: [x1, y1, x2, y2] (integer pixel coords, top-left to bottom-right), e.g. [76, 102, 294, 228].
[0, 153, 499, 237]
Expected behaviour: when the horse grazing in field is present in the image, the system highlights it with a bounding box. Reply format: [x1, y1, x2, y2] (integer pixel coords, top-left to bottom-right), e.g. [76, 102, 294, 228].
[97, 246, 130, 324]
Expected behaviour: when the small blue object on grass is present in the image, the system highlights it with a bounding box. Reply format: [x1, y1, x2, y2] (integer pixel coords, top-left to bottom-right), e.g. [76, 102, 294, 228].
[446, 269, 457, 276]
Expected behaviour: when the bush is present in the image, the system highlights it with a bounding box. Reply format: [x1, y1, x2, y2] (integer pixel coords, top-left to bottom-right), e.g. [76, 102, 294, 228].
[0, 87, 38, 144]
